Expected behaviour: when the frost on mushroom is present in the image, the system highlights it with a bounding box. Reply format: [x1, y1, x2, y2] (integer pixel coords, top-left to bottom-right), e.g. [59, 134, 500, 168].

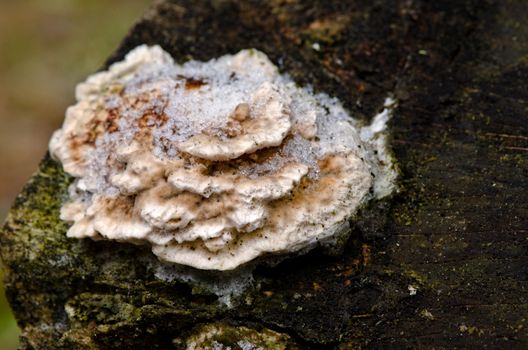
[50, 45, 397, 271]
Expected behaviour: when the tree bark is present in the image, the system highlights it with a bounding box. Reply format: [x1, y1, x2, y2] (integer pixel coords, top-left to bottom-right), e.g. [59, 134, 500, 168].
[1, 0, 527, 348]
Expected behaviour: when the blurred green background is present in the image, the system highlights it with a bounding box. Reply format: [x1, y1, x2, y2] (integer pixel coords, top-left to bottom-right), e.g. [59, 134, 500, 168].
[0, 1, 151, 348]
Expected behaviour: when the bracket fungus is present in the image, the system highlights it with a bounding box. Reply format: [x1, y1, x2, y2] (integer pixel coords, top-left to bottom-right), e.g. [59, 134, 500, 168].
[50, 45, 397, 271]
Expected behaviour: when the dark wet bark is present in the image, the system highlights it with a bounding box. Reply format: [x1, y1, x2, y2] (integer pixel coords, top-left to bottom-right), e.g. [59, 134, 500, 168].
[1, 0, 527, 348]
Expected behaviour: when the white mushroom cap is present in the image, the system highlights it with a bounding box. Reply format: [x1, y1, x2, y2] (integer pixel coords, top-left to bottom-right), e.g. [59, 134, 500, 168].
[151, 152, 371, 270]
[177, 82, 292, 161]
[109, 145, 167, 194]
[50, 45, 397, 270]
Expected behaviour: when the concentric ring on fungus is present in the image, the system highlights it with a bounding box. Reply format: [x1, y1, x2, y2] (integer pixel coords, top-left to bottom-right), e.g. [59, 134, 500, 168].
[50, 45, 397, 271]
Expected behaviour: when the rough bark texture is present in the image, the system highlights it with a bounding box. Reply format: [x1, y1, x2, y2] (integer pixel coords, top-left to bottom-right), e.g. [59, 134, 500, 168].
[1, 0, 527, 348]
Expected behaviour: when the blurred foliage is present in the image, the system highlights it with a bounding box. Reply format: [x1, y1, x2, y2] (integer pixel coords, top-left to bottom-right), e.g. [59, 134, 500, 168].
[0, 1, 152, 348]
[0, 269, 18, 350]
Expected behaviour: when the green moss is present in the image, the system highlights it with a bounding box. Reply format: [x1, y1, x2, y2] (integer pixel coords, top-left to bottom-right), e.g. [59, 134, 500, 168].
[4, 155, 71, 240]
[185, 323, 300, 349]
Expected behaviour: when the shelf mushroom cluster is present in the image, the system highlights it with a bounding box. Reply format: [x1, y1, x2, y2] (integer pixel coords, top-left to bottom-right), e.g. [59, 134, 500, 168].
[50, 45, 396, 270]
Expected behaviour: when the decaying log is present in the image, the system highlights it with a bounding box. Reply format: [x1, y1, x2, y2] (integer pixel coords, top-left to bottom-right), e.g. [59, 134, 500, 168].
[1, 0, 527, 348]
